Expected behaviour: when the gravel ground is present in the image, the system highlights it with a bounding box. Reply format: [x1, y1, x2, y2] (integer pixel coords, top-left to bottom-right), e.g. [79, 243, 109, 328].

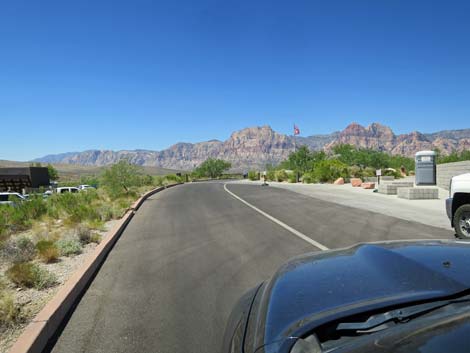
[0, 219, 118, 353]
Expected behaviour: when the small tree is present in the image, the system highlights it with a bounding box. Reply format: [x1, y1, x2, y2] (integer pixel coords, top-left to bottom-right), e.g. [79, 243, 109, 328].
[280, 146, 326, 175]
[47, 164, 59, 181]
[194, 159, 231, 179]
[101, 160, 143, 198]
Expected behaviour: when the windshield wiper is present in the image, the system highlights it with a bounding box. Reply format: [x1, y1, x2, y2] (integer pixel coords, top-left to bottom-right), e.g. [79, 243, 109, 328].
[336, 295, 470, 332]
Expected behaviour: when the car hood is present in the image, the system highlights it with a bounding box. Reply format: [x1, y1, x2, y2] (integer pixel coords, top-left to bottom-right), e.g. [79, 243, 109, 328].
[453, 173, 470, 182]
[256, 240, 470, 352]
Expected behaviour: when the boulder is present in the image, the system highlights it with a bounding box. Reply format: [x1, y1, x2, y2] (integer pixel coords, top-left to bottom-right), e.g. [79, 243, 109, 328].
[351, 178, 363, 187]
[333, 177, 345, 185]
[362, 182, 375, 189]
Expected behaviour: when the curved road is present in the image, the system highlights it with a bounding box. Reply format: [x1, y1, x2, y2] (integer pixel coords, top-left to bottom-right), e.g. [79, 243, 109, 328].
[49, 182, 450, 353]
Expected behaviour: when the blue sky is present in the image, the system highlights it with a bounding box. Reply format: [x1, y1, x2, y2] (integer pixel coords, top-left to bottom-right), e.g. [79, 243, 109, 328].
[1, 0, 469, 161]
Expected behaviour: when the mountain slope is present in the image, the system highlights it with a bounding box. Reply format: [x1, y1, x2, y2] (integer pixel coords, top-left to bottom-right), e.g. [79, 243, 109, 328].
[34, 123, 470, 171]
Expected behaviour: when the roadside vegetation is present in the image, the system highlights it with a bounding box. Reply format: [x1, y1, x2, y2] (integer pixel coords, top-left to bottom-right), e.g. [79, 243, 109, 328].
[249, 144, 416, 184]
[192, 158, 232, 179]
[435, 149, 470, 164]
[0, 160, 183, 335]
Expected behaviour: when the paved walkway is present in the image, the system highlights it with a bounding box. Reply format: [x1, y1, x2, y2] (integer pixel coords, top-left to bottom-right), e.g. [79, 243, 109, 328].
[232, 180, 452, 230]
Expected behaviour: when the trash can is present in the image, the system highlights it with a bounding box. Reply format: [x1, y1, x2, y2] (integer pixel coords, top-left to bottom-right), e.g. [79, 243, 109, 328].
[415, 151, 436, 185]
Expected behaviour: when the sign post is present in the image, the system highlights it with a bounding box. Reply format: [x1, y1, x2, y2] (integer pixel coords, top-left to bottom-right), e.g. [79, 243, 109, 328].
[376, 169, 382, 185]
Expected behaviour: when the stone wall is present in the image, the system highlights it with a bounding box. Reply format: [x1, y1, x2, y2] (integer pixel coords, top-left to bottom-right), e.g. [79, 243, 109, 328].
[437, 161, 470, 190]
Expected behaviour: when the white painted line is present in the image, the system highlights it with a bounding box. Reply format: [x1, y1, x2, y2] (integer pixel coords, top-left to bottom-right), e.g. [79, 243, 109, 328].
[224, 183, 329, 251]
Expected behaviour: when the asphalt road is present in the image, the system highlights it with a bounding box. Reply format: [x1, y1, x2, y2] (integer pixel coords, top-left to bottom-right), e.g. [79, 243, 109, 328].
[49, 182, 451, 353]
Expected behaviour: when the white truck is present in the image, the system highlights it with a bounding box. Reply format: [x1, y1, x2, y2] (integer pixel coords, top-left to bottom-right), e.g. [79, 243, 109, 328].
[447, 173, 470, 239]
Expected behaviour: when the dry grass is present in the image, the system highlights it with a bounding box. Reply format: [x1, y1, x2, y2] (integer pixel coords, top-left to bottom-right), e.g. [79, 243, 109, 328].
[35, 240, 59, 264]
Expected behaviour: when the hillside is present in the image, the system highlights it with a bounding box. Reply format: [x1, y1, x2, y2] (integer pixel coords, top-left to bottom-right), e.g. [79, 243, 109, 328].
[34, 123, 470, 171]
[0, 160, 182, 181]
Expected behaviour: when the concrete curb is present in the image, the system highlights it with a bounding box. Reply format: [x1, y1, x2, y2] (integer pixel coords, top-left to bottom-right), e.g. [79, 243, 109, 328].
[8, 183, 183, 353]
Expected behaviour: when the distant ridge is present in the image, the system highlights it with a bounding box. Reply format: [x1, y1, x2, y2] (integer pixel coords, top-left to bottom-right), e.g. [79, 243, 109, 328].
[34, 123, 470, 171]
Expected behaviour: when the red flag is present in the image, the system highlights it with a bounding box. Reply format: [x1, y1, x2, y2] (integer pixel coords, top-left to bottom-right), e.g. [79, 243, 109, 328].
[294, 124, 300, 135]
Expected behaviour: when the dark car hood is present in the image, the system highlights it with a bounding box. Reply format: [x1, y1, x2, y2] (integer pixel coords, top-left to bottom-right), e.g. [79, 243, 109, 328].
[256, 240, 470, 352]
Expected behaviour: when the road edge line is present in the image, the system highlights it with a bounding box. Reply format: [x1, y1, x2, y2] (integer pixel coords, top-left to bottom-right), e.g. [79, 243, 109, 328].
[8, 183, 184, 353]
[223, 183, 329, 251]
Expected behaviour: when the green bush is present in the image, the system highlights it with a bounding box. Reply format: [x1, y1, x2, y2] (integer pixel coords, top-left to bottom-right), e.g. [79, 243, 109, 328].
[162, 174, 182, 186]
[363, 167, 376, 177]
[36, 240, 59, 263]
[248, 171, 259, 181]
[275, 170, 288, 182]
[21, 195, 47, 220]
[56, 238, 82, 256]
[47, 192, 100, 225]
[302, 172, 315, 184]
[437, 150, 470, 164]
[348, 165, 362, 178]
[313, 159, 349, 183]
[266, 169, 276, 181]
[6, 262, 56, 289]
[0, 208, 7, 239]
[0, 236, 36, 264]
[288, 173, 297, 183]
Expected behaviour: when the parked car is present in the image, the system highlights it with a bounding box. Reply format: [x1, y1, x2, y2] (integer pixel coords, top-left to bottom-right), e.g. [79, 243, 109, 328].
[0, 192, 27, 205]
[77, 184, 96, 190]
[446, 173, 470, 238]
[56, 187, 80, 194]
[223, 240, 470, 353]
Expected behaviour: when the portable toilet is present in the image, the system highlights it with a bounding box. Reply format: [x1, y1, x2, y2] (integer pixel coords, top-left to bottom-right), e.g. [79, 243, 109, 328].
[415, 151, 436, 185]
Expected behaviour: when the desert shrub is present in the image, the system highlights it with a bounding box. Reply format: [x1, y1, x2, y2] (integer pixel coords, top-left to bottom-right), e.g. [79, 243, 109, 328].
[275, 170, 288, 182]
[90, 233, 102, 244]
[266, 169, 276, 181]
[56, 238, 82, 256]
[363, 167, 376, 177]
[6, 262, 56, 289]
[86, 219, 106, 231]
[97, 204, 114, 221]
[383, 169, 403, 179]
[153, 176, 163, 186]
[76, 225, 92, 244]
[0, 236, 36, 264]
[348, 165, 362, 178]
[248, 171, 259, 181]
[36, 240, 59, 263]
[0, 208, 7, 239]
[21, 195, 47, 220]
[163, 174, 181, 183]
[288, 173, 297, 183]
[47, 193, 100, 225]
[313, 160, 349, 183]
[0, 289, 21, 327]
[0, 206, 31, 233]
[302, 172, 315, 184]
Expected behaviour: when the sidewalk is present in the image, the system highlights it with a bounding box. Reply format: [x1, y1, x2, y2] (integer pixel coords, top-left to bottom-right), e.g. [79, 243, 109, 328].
[231, 180, 451, 230]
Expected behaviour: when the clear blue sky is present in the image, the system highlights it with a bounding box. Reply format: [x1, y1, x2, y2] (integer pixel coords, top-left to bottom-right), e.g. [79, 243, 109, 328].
[1, 0, 469, 161]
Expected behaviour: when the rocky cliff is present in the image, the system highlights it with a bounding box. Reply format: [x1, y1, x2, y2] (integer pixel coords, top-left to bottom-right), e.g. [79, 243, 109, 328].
[35, 123, 470, 171]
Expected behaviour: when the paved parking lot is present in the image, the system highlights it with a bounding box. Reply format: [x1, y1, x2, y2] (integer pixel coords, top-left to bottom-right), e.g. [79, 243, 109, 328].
[49, 182, 451, 353]
[237, 180, 451, 230]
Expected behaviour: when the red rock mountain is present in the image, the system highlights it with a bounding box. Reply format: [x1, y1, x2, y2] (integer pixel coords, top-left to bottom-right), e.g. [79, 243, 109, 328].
[35, 123, 470, 171]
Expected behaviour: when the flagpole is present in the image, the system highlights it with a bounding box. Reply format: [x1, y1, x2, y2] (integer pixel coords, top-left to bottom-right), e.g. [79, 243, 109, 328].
[294, 124, 298, 182]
